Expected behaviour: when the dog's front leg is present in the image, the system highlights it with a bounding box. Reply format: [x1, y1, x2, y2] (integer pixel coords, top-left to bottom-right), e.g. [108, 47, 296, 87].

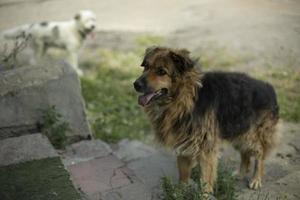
[198, 150, 218, 194]
[66, 52, 83, 76]
[177, 155, 193, 183]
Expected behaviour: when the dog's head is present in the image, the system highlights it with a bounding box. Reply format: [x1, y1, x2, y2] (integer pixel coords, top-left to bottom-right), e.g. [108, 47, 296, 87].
[133, 47, 195, 107]
[74, 10, 96, 34]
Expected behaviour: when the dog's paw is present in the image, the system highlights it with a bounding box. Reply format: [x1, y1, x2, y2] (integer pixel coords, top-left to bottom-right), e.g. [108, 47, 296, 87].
[249, 178, 262, 190]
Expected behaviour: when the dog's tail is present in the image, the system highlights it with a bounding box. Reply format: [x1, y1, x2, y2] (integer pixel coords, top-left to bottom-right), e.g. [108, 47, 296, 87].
[1, 24, 33, 40]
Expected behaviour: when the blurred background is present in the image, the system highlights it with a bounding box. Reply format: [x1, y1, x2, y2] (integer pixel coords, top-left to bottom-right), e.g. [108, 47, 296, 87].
[2, 0, 299, 143]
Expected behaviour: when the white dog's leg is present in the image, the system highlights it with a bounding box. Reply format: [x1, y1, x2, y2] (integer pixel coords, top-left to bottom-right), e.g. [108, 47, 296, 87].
[33, 41, 46, 65]
[66, 52, 83, 76]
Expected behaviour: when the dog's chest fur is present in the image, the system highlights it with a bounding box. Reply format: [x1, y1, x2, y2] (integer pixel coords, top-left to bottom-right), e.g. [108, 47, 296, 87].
[144, 72, 219, 156]
[145, 103, 219, 156]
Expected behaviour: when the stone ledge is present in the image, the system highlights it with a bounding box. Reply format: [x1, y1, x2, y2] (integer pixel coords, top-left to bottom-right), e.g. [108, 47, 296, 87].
[0, 133, 57, 166]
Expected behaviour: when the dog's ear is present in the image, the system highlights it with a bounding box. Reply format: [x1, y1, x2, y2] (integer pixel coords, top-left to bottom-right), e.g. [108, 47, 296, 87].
[169, 49, 194, 74]
[74, 13, 81, 21]
[141, 46, 158, 67]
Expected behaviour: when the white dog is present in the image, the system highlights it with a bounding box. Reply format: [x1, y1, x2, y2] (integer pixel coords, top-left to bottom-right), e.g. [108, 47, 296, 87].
[3, 10, 96, 75]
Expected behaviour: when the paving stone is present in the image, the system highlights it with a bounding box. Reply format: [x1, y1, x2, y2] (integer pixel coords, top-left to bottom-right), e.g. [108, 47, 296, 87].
[114, 139, 157, 162]
[103, 182, 152, 200]
[127, 151, 178, 190]
[113, 139, 179, 198]
[62, 140, 112, 166]
[0, 133, 57, 166]
[67, 155, 134, 200]
[113, 140, 178, 200]
[114, 139, 178, 189]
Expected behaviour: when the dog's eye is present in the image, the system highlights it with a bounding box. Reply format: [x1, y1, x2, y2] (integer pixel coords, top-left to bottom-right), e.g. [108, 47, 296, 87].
[143, 65, 149, 72]
[156, 68, 167, 76]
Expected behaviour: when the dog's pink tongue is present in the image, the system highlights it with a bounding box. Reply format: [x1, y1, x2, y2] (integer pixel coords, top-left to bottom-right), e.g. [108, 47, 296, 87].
[138, 93, 156, 106]
[90, 31, 96, 39]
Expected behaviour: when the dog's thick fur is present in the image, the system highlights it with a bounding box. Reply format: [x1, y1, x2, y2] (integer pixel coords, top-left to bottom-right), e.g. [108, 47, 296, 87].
[134, 47, 279, 193]
[2, 10, 96, 75]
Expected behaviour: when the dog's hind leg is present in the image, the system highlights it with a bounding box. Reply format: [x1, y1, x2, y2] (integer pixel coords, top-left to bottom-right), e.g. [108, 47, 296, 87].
[249, 152, 264, 190]
[177, 155, 193, 183]
[249, 115, 278, 190]
[237, 151, 251, 179]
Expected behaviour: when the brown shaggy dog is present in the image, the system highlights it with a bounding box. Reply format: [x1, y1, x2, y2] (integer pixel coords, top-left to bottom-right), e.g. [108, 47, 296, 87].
[133, 47, 279, 193]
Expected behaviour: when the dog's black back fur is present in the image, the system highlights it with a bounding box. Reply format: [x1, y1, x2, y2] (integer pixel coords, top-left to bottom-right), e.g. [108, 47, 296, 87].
[194, 72, 279, 139]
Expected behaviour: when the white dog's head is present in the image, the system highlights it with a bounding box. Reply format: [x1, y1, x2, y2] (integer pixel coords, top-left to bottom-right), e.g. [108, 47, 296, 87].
[74, 10, 96, 35]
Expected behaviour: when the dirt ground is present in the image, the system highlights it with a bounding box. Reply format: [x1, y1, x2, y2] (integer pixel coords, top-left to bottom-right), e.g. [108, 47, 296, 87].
[1, 0, 300, 68]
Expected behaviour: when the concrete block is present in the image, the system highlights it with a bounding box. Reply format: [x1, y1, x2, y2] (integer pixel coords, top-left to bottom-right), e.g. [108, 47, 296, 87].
[0, 62, 91, 142]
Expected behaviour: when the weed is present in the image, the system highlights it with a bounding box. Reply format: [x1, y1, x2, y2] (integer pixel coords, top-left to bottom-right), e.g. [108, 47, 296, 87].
[161, 163, 238, 200]
[161, 163, 289, 200]
[0, 33, 30, 70]
[213, 164, 237, 200]
[39, 106, 69, 149]
[161, 177, 207, 200]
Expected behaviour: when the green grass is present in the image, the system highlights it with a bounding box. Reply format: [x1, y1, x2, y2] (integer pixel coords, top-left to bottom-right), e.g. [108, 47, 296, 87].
[161, 163, 238, 200]
[134, 34, 165, 55]
[80, 34, 164, 142]
[251, 68, 300, 122]
[194, 43, 252, 70]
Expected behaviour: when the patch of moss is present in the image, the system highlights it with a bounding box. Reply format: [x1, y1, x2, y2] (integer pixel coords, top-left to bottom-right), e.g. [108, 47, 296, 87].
[0, 157, 81, 200]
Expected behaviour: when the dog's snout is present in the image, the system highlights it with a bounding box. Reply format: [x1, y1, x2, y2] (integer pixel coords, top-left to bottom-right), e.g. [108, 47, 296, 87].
[91, 25, 95, 29]
[134, 80, 143, 92]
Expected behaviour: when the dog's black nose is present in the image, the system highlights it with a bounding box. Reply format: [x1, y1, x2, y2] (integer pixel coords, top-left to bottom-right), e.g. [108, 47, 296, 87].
[91, 25, 95, 29]
[133, 81, 142, 92]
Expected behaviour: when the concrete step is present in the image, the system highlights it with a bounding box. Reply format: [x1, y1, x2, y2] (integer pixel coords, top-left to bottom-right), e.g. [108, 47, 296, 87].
[0, 133, 58, 166]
